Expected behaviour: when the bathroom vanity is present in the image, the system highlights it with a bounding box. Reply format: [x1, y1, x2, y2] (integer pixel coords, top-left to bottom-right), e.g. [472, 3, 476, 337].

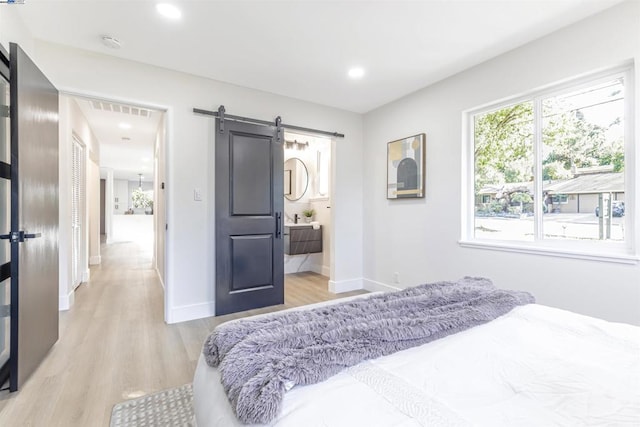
[284, 224, 322, 255]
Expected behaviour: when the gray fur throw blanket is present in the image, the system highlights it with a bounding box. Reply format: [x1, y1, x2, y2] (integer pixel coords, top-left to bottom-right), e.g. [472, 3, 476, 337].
[203, 276, 534, 424]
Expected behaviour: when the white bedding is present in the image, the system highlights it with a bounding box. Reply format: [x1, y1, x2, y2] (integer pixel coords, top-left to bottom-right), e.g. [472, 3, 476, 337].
[193, 302, 640, 426]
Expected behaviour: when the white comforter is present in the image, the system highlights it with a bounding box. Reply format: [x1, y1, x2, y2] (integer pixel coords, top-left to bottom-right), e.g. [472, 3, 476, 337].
[193, 303, 640, 426]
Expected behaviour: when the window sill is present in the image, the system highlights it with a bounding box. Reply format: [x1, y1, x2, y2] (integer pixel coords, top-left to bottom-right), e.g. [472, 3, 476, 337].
[458, 240, 639, 265]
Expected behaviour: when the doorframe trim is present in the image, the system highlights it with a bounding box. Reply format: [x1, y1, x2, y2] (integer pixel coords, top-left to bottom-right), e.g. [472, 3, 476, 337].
[57, 89, 171, 323]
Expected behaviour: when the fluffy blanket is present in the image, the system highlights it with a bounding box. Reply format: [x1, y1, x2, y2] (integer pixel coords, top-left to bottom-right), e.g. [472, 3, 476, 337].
[203, 276, 534, 424]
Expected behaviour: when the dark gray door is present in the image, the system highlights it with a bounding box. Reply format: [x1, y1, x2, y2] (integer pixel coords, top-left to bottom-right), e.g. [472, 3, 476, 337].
[6, 43, 59, 391]
[215, 119, 284, 316]
[0, 45, 11, 388]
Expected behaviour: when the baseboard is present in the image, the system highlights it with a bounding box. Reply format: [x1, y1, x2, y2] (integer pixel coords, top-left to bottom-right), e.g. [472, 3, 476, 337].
[167, 301, 215, 324]
[328, 278, 363, 293]
[89, 255, 101, 265]
[82, 269, 90, 283]
[362, 279, 402, 293]
[59, 290, 75, 311]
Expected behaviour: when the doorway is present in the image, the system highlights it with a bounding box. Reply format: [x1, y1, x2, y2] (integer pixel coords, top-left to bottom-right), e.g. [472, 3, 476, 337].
[283, 131, 332, 286]
[59, 93, 167, 312]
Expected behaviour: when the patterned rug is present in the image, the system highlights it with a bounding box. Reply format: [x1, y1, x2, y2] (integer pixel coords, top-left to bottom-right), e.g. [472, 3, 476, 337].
[110, 383, 195, 427]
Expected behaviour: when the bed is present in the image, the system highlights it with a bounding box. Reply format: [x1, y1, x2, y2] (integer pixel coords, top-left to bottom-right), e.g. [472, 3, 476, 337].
[193, 280, 640, 426]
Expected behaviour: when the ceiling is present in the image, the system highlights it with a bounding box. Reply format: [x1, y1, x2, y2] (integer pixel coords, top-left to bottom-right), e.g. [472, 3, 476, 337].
[74, 96, 163, 181]
[16, 0, 623, 113]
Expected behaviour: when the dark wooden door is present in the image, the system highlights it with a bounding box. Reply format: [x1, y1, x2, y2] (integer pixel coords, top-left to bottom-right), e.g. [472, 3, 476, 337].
[215, 119, 284, 316]
[7, 43, 59, 391]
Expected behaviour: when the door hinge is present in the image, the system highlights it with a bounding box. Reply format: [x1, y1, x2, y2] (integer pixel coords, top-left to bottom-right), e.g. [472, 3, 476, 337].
[0, 105, 8, 118]
[218, 105, 225, 133]
[0, 304, 9, 318]
[275, 116, 283, 143]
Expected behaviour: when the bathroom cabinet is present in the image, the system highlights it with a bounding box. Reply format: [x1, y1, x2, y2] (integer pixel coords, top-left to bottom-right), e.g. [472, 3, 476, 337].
[284, 225, 322, 255]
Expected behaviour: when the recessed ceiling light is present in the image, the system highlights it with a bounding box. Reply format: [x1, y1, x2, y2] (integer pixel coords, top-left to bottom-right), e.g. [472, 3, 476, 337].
[348, 67, 365, 79]
[156, 3, 182, 20]
[118, 123, 131, 130]
[101, 35, 121, 49]
[142, 157, 150, 162]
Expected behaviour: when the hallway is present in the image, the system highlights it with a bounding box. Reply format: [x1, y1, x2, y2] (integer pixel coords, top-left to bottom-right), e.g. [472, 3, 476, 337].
[0, 240, 365, 426]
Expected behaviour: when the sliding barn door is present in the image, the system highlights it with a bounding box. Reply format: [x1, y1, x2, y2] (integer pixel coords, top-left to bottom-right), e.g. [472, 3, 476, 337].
[215, 119, 284, 316]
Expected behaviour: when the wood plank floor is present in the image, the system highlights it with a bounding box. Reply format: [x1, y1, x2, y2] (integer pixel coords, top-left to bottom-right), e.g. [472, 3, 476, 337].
[0, 241, 367, 427]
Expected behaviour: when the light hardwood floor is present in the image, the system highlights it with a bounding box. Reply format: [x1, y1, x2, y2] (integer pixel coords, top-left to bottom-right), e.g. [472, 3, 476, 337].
[0, 241, 367, 426]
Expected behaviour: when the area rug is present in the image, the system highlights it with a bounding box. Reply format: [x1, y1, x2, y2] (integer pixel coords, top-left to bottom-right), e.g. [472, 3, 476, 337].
[110, 383, 195, 427]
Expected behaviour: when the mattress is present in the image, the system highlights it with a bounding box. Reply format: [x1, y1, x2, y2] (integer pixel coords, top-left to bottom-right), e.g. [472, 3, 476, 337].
[193, 299, 640, 426]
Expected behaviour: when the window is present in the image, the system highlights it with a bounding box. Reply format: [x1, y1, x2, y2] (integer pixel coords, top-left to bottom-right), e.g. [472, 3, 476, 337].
[551, 194, 568, 205]
[464, 67, 635, 261]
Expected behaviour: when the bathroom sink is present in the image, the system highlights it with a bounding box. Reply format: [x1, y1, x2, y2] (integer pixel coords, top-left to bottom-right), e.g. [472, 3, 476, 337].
[284, 223, 314, 227]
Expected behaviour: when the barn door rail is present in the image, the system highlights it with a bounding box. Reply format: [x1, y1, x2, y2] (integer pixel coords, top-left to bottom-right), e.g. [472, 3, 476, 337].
[193, 105, 345, 139]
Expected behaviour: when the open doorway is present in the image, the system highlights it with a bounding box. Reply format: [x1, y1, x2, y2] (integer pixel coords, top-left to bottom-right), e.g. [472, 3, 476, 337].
[283, 131, 332, 297]
[58, 93, 166, 310]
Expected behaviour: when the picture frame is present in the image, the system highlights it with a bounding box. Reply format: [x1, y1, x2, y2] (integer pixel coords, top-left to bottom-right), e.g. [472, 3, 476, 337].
[387, 133, 425, 199]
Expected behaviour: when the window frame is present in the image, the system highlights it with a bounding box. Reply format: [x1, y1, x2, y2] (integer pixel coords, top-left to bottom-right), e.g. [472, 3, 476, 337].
[460, 65, 637, 264]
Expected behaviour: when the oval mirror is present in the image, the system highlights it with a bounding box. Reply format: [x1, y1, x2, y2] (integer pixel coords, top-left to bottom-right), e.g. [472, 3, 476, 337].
[284, 158, 309, 201]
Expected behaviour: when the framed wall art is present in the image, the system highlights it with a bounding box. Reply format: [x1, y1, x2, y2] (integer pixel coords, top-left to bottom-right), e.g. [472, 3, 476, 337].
[387, 133, 425, 199]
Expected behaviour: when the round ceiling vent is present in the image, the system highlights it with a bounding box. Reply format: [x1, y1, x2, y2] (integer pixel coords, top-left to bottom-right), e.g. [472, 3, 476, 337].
[101, 35, 121, 49]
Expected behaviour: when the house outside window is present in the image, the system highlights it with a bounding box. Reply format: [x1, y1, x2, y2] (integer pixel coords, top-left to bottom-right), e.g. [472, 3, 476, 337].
[463, 66, 635, 261]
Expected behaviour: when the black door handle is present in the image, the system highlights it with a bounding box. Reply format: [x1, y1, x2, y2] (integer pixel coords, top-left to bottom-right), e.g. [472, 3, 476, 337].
[0, 231, 41, 243]
[275, 212, 282, 239]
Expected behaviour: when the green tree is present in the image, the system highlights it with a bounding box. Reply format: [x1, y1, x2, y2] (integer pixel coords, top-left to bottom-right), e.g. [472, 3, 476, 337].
[510, 191, 533, 213]
[474, 81, 625, 212]
[474, 102, 533, 191]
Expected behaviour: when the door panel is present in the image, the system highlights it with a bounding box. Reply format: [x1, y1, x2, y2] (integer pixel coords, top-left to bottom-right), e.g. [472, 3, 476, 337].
[0, 178, 9, 265]
[215, 119, 283, 316]
[230, 235, 273, 291]
[231, 134, 272, 215]
[0, 279, 9, 369]
[10, 43, 59, 391]
[0, 75, 9, 163]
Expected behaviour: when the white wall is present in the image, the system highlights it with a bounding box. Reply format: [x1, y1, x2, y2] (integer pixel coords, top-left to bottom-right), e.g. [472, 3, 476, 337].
[0, 6, 34, 57]
[362, 1, 640, 325]
[27, 40, 363, 323]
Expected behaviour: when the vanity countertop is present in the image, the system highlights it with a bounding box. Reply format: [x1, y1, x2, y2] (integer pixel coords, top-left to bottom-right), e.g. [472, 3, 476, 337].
[284, 223, 316, 228]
